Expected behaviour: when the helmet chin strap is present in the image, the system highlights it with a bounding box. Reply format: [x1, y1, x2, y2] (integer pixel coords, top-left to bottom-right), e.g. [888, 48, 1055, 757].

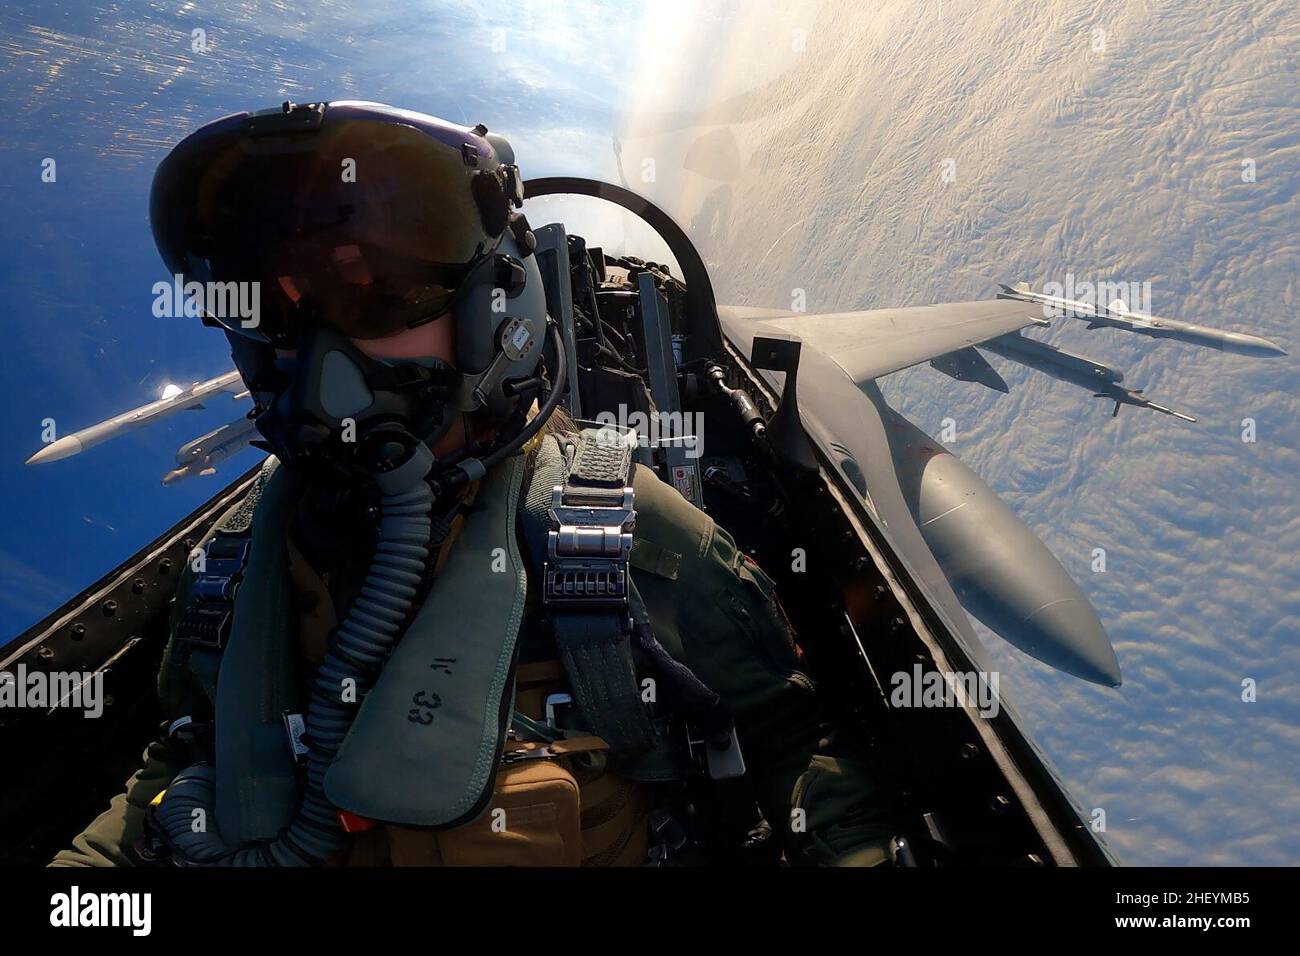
[249, 323, 461, 483]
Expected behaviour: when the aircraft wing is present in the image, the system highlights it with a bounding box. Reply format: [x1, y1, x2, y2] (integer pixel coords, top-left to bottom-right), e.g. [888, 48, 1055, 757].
[718, 313, 995, 675]
[717, 298, 1122, 685]
[717, 300, 1046, 384]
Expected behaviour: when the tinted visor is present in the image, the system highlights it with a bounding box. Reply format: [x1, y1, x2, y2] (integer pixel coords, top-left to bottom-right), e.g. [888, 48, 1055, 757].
[151, 108, 510, 346]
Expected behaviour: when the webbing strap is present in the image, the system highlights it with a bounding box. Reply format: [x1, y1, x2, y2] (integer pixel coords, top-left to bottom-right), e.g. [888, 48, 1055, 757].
[519, 433, 691, 780]
[570, 432, 633, 487]
[173, 461, 275, 653]
[549, 429, 657, 755]
[519, 436, 563, 576]
[213, 460, 304, 843]
[171, 459, 280, 709]
[517, 432, 652, 755]
[556, 615, 656, 754]
[511, 709, 564, 743]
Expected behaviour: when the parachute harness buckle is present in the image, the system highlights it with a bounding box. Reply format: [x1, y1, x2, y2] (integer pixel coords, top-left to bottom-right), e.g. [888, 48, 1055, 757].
[543, 483, 635, 614]
[174, 533, 253, 650]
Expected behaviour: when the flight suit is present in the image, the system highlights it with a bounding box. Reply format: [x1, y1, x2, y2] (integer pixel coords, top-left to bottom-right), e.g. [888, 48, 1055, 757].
[52, 449, 899, 867]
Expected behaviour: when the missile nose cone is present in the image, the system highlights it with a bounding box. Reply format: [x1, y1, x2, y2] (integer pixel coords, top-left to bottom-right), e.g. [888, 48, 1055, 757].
[25, 435, 84, 465]
[1024, 599, 1122, 687]
[1222, 331, 1286, 357]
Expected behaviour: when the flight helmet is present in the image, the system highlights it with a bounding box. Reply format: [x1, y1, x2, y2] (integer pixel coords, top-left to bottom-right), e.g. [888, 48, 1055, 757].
[150, 100, 555, 478]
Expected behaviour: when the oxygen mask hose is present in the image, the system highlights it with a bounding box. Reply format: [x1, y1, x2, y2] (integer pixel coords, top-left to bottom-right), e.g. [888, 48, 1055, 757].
[155, 442, 437, 866]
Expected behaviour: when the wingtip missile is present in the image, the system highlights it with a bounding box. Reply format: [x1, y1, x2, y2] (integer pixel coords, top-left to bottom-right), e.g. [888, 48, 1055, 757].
[984, 332, 1197, 423]
[25, 435, 84, 465]
[1131, 394, 1197, 423]
[24, 370, 246, 466]
[996, 281, 1285, 358]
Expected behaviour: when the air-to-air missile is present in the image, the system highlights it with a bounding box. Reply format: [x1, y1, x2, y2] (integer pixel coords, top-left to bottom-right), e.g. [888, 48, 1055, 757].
[25, 370, 246, 465]
[997, 281, 1287, 357]
[162, 414, 259, 485]
[980, 331, 1198, 422]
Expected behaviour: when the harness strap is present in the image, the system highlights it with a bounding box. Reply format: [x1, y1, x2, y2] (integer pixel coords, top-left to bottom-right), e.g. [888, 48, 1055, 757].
[170, 460, 278, 712]
[556, 617, 656, 753]
[502, 735, 609, 761]
[173, 533, 252, 649]
[213, 461, 305, 844]
[536, 429, 658, 757]
[521, 429, 733, 783]
[511, 709, 564, 743]
[569, 430, 635, 488]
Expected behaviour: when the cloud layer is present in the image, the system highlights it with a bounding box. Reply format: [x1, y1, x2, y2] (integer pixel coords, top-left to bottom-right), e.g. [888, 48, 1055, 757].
[626, 0, 1300, 865]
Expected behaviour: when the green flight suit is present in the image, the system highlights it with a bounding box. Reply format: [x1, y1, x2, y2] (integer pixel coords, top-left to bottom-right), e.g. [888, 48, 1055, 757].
[52, 454, 898, 867]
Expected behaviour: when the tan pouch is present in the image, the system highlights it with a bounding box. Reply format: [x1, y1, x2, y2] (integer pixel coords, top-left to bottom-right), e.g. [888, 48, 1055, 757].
[579, 769, 652, 867]
[387, 758, 582, 867]
[376, 659, 652, 867]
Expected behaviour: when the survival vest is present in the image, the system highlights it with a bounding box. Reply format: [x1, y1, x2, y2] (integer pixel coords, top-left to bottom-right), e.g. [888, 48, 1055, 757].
[158, 427, 734, 866]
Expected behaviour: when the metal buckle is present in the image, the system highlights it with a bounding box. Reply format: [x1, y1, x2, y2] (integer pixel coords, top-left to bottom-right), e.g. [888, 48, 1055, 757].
[175, 536, 252, 649]
[501, 742, 564, 764]
[282, 711, 309, 767]
[545, 692, 578, 731]
[543, 484, 635, 610]
[685, 723, 747, 781]
[175, 603, 234, 649]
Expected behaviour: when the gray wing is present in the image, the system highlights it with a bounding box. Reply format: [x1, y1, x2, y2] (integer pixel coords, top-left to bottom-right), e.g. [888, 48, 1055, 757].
[717, 298, 1121, 686]
[718, 307, 995, 673]
[717, 300, 1044, 384]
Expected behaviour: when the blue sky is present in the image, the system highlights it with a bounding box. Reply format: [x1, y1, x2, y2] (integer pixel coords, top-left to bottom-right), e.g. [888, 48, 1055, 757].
[0, 0, 650, 638]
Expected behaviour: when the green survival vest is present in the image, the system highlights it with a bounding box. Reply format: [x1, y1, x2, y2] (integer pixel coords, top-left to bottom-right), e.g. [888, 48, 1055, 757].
[161, 428, 768, 845]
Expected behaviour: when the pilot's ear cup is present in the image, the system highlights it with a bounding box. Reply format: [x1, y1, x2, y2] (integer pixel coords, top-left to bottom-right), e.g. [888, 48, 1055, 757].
[453, 230, 548, 420]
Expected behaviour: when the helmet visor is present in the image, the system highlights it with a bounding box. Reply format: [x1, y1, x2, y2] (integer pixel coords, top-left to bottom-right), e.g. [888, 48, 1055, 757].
[151, 109, 511, 346]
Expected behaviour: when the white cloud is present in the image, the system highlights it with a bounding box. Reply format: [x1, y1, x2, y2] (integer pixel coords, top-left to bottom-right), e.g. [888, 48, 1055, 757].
[622, 0, 1300, 864]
